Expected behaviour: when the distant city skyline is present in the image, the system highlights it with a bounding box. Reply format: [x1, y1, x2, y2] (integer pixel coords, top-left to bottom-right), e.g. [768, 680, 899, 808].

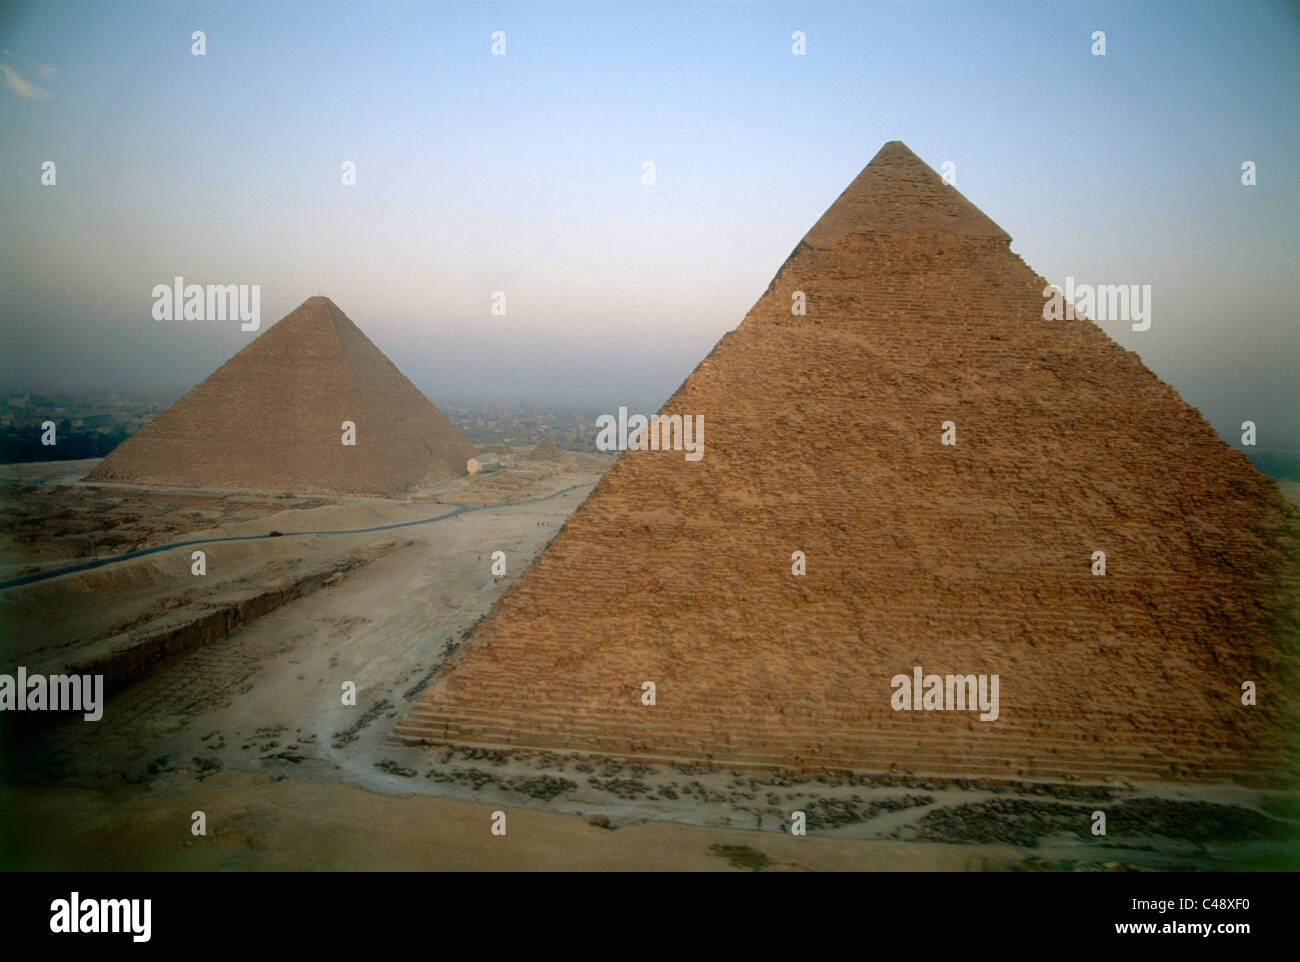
[2, 0, 1297, 447]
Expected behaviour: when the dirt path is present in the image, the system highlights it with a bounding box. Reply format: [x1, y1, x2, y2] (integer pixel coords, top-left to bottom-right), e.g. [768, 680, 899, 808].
[0, 482, 595, 590]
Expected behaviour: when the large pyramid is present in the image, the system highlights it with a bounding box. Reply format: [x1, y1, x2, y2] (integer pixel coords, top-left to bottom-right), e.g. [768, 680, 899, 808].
[88, 296, 475, 496]
[398, 142, 1300, 784]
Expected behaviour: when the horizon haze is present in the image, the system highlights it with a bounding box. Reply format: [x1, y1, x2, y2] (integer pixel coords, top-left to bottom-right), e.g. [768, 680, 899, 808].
[2, 0, 1297, 447]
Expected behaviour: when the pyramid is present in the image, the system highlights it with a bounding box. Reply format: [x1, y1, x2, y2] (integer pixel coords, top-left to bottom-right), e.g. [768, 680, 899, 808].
[528, 439, 561, 460]
[398, 143, 1300, 784]
[88, 296, 476, 496]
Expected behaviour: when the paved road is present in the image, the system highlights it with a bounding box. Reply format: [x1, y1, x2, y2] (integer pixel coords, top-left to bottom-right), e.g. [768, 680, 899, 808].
[0, 483, 594, 591]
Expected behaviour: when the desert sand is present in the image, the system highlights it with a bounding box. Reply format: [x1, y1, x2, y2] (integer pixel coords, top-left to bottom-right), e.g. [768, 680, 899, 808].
[2, 449, 1296, 871]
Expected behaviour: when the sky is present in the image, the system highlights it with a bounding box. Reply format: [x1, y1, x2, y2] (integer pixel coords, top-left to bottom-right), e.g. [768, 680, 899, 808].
[1, 0, 1297, 446]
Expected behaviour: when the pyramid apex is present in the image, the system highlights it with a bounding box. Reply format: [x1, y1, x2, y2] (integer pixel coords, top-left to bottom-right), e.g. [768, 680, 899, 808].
[801, 141, 1010, 246]
[271, 294, 341, 324]
[276, 295, 366, 339]
[297, 294, 341, 312]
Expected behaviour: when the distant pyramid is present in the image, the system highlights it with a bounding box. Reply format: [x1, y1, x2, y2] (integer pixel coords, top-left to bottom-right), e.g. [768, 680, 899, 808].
[398, 143, 1300, 783]
[528, 439, 560, 460]
[88, 296, 475, 496]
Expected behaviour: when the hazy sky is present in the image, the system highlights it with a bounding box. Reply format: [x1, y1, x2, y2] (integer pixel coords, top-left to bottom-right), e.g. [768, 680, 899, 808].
[2, 1, 1297, 446]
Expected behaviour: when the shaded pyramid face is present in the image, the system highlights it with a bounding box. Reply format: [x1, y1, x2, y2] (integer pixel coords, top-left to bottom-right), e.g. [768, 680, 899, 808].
[528, 440, 560, 461]
[88, 296, 476, 496]
[399, 142, 1300, 783]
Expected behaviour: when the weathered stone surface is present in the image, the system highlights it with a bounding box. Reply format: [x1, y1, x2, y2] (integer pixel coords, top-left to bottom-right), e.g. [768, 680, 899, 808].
[87, 297, 475, 496]
[397, 142, 1300, 783]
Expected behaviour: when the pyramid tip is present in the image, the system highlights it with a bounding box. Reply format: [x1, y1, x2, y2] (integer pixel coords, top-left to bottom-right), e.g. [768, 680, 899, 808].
[870, 140, 921, 163]
[267, 295, 350, 333]
[801, 140, 1010, 244]
[292, 294, 346, 318]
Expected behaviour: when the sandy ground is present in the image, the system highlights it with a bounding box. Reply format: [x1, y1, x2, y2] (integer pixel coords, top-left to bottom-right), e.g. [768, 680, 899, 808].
[1, 452, 1297, 871]
[0, 456, 603, 668]
[1, 773, 1024, 872]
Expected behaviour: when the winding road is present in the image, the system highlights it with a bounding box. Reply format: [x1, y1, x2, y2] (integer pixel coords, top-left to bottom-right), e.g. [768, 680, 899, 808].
[1, 482, 594, 591]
